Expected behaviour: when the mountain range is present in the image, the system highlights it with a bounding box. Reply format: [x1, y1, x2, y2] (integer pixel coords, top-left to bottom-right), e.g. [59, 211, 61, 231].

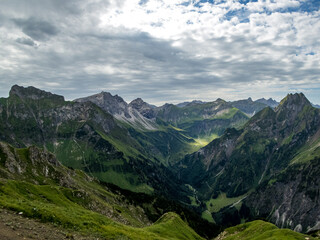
[0, 84, 319, 239]
[177, 93, 320, 232]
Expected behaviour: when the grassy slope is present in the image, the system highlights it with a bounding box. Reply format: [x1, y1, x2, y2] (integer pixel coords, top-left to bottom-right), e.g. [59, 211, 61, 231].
[0, 181, 203, 240]
[192, 133, 219, 149]
[215, 220, 317, 240]
[206, 193, 246, 213]
[200, 192, 247, 224]
[0, 143, 205, 240]
[146, 212, 204, 240]
[290, 137, 320, 165]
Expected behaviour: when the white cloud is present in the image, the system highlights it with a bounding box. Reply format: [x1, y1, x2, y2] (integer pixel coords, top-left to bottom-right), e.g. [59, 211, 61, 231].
[247, 0, 300, 12]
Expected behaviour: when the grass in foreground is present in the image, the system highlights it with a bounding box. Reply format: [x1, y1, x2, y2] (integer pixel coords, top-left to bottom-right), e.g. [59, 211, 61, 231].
[0, 179, 204, 240]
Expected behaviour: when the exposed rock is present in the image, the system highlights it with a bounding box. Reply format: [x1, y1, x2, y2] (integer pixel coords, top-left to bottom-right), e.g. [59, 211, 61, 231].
[75, 92, 158, 130]
[0, 142, 75, 187]
[75, 91, 129, 117]
[176, 100, 206, 108]
[243, 157, 320, 233]
[9, 85, 64, 102]
[129, 98, 156, 119]
[230, 98, 266, 116]
[256, 97, 279, 108]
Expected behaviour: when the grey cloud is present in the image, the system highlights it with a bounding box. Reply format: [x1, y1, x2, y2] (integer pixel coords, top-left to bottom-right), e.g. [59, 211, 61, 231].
[13, 17, 58, 41]
[16, 37, 37, 47]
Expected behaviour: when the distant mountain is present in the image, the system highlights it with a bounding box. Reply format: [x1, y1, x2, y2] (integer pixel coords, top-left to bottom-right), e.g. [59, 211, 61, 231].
[129, 98, 157, 119]
[155, 99, 249, 140]
[312, 103, 320, 108]
[176, 100, 206, 108]
[75, 92, 158, 130]
[177, 93, 320, 232]
[74, 92, 205, 164]
[178, 97, 280, 116]
[75, 91, 251, 161]
[10, 85, 65, 102]
[255, 97, 279, 108]
[229, 97, 267, 116]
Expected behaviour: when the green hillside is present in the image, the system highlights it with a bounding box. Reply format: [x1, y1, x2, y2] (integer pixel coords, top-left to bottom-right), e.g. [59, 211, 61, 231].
[0, 141, 212, 239]
[214, 220, 317, 240]
[0, 181, 204, 240]
[0, 85, 193, 197]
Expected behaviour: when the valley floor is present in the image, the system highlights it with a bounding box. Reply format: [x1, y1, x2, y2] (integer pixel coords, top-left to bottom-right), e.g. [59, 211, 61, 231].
[0, 208, 100, 240]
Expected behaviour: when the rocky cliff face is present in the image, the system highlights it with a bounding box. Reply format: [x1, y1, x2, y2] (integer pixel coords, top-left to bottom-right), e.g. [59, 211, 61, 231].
[75, 92, 128, 116]
[243, 157, 320, 233]
[0, 87, 117, 148]
[75, 93, 158, 130]
[129, 98, 156, 119]
[9, 85, 65, 102]
[0, 141, 75, 187]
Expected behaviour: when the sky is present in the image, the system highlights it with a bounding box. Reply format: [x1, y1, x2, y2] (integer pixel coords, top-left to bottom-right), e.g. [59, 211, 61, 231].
[0, 0, 319, 105]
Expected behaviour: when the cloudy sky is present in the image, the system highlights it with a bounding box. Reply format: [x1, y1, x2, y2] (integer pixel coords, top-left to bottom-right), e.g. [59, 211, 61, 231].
[0, 0, 319, 105]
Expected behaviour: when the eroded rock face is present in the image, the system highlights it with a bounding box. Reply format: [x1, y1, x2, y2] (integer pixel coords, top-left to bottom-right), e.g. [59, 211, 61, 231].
[243, 157, 320, 233]
[0, 142, 25, 174]
[75, 93, 158, 130]
[0, 142, 75, 187]
[75, 92, 129, 117]
[9, 85, 65, 102]
[129, 98, 156, 119]
[1, 86, 117, 147]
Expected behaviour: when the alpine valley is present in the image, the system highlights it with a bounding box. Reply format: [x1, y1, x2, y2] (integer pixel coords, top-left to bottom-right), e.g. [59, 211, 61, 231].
[0, 85, 319, 240]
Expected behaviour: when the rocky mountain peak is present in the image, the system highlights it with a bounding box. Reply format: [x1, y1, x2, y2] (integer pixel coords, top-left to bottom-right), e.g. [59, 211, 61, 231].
[98, 92, 126, 104]
[74, 91, 128, 116]
[129, 98, 147, 109]
[276, 93, 311, 113]
[9, 85, 64, 102]
[129, 98, 156, 119]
